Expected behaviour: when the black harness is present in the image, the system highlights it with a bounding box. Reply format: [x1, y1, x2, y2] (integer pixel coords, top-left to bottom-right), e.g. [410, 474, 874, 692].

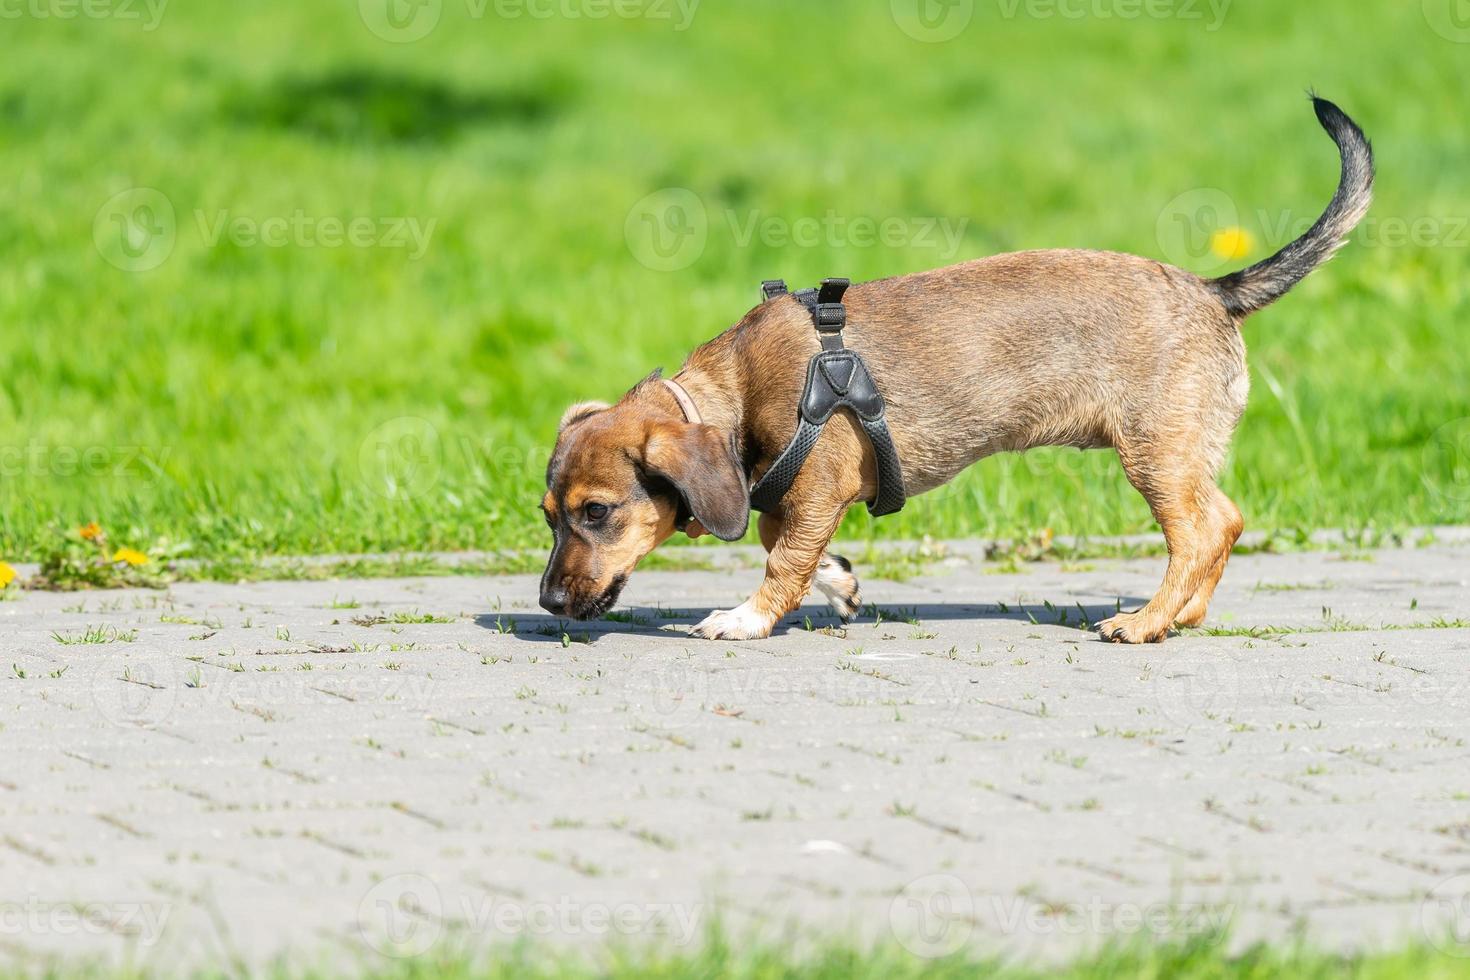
[747, 278, 906, 517]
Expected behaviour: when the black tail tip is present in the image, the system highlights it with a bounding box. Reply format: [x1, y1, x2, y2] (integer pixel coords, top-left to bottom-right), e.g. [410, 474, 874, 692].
[1307, 94, 1371, 152]
[1310, 95, 1352, 132]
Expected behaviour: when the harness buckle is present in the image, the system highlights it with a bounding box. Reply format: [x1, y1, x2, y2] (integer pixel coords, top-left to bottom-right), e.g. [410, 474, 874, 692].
[813, 303, 846, 332]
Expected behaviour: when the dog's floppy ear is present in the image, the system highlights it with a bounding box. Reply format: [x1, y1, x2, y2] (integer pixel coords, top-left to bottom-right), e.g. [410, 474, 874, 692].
[559, 401, 609, 433]
[642, 420, 749, 541]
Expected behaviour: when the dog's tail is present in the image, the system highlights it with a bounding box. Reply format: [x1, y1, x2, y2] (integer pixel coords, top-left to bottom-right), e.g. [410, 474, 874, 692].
[1207, 96, 1374, 319]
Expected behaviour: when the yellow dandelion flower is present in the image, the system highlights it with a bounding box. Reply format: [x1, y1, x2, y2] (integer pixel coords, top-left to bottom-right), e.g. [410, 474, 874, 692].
[112, 547, 149, 566]
[79, 522, 103, 541]
[1210, 227, 1255, 261]
[0, 562, 15, 588]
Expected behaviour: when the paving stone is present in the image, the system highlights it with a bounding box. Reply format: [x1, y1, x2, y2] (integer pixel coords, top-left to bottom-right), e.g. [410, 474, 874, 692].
[0, 539, 1468, 972]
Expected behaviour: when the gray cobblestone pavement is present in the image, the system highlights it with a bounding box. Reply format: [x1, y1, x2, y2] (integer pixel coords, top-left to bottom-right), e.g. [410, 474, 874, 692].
[2, 537, 1469, 973]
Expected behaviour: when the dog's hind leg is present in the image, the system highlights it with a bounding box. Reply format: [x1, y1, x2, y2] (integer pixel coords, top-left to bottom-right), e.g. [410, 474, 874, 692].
[758, 512, 861, 622]
[1174, 488, 1243, 628]
[1098, 446, 1239, 644]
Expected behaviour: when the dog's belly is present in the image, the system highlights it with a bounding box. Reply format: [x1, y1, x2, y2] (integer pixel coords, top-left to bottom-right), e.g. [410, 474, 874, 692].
[835, 248, 1245, 495]
[895, 425, 1114, 498]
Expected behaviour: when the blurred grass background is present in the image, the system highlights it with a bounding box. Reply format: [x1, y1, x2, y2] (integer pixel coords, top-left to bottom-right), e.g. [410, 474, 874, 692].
[0, 0, 1466, 561]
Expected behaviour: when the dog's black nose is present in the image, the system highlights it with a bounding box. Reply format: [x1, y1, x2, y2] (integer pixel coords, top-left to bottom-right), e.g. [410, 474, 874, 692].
[540, 587, 569, 616]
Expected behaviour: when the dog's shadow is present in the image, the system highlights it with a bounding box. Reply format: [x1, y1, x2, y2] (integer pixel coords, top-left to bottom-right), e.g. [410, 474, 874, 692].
[475, 598, 1148, 644]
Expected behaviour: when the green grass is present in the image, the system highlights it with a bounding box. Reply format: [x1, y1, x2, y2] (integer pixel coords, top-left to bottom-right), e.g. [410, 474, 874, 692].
[9, 933, 1470, 980]
[1, 1, 1467, 564]
[49, 624, 137, 645]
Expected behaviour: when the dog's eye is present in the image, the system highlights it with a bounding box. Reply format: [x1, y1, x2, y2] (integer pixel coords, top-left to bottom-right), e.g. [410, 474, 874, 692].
[584, 502, 609, 522]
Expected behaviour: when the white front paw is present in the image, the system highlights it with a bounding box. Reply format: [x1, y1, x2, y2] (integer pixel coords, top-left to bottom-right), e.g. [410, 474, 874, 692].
[690, 601, 773, 640]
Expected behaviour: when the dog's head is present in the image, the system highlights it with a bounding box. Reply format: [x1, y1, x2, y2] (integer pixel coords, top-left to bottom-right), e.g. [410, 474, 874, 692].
[539, 385, 749, 619]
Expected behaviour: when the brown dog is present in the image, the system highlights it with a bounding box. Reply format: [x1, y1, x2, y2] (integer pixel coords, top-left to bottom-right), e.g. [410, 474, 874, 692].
[541, 97, 1373, 643]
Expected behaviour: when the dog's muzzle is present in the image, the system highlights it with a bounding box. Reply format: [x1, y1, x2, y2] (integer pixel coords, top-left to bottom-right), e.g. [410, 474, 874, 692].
[540, 575, 626, 620]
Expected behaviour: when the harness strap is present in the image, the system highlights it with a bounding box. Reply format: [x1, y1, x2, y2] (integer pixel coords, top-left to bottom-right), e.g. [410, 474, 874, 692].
[817, 277, 850, 304]
[748, 277, 906, 517]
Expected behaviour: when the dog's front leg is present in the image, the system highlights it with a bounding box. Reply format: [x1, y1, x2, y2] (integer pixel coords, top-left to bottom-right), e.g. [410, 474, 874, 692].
[691, 504, 845, 641]
[757, 512, 862, 621]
